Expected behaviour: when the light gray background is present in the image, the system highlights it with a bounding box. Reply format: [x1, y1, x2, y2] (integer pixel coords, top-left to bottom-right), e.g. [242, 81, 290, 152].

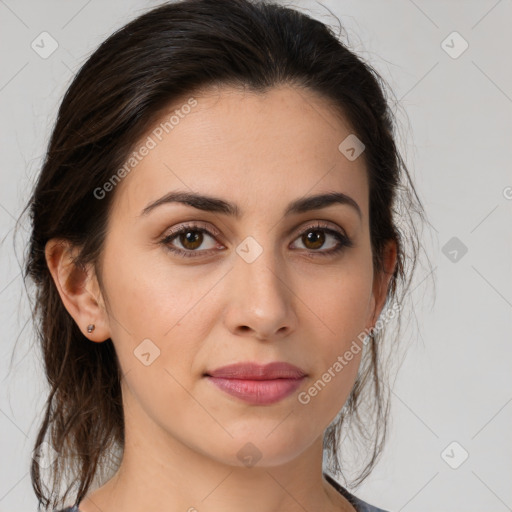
[1, 1, 511, 511]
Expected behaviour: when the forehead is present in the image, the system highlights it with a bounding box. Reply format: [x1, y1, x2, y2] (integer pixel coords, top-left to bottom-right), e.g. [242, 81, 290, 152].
[110, 85, 369, 221]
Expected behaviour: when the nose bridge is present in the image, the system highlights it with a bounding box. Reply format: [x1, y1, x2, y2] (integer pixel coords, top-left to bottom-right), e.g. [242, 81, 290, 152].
[234, 233, 287, 301]
[225, 233, 295, 337]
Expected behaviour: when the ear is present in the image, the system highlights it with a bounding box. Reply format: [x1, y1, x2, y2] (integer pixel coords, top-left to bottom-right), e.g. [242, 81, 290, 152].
[45, 238, 111, 342]
[366, 239, 398, 330]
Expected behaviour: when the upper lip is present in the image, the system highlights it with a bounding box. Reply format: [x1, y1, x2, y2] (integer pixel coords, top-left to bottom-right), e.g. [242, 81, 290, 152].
[205, 362, 307, 380]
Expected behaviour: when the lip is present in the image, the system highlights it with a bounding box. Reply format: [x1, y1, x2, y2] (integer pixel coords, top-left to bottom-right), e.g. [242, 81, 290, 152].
[205, 361, 307, 379]
[204, 362, 307, 405]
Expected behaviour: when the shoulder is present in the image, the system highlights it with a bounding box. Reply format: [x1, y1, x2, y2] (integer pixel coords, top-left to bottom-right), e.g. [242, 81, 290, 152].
[323, 472, 391, 512]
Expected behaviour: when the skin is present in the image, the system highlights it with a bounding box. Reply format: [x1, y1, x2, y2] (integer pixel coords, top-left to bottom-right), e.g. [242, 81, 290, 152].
[46, 84, 397, 512]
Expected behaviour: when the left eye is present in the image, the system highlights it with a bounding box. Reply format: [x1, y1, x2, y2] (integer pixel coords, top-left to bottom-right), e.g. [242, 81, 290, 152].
[160, 222, 353, 258]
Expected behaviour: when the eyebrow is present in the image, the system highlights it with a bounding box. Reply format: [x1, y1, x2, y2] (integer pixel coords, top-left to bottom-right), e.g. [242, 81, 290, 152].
[140, 190, 362, 220]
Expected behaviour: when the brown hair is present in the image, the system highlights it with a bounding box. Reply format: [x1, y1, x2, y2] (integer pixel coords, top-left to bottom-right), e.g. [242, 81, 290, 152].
[15, 0, 432, 509]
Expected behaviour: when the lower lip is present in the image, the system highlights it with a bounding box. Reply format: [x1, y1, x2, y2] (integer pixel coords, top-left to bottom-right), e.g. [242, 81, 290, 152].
[205, 376, 305, 405]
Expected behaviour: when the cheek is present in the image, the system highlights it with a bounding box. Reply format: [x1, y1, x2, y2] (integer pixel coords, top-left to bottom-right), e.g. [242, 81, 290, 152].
[101, 236, 196, 332]
[292, 256, 372, 409]
[100, 241, 224, 394]
[295, 252, 374, 335]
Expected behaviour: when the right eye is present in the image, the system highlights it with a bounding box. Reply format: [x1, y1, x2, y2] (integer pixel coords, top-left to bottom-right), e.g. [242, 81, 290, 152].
[159, 222, 224, 258]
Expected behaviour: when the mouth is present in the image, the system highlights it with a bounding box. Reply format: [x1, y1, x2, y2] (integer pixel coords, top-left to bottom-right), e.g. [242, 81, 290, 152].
[203, 361, 307, 405]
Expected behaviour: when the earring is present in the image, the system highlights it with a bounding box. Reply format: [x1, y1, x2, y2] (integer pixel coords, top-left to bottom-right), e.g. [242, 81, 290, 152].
[87, 324, 95, 333]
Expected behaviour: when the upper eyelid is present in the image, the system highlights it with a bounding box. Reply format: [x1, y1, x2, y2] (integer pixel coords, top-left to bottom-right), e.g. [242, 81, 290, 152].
[163, 220, 348, 245]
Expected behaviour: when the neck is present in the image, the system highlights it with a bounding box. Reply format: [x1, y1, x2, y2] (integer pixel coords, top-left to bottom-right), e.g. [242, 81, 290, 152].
[78, 389, 355, 512]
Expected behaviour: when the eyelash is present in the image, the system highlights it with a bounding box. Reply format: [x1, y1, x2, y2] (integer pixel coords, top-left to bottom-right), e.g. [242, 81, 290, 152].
[159, 221, 354, 259]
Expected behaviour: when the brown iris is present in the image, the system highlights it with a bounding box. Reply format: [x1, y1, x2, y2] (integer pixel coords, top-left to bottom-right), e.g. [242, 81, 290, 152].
[180, 230, 203, 250]
[302, 229, 325, 250]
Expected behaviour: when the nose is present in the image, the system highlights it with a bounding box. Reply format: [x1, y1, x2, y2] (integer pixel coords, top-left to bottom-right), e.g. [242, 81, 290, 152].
[223, 244, 298, 341]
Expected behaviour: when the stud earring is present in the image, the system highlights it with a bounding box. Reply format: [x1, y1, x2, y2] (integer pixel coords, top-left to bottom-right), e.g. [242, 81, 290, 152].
[87, 324, 95, 333]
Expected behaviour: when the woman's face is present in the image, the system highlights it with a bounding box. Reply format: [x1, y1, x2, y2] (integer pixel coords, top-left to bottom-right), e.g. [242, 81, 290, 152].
[89, 85, 392, 468]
